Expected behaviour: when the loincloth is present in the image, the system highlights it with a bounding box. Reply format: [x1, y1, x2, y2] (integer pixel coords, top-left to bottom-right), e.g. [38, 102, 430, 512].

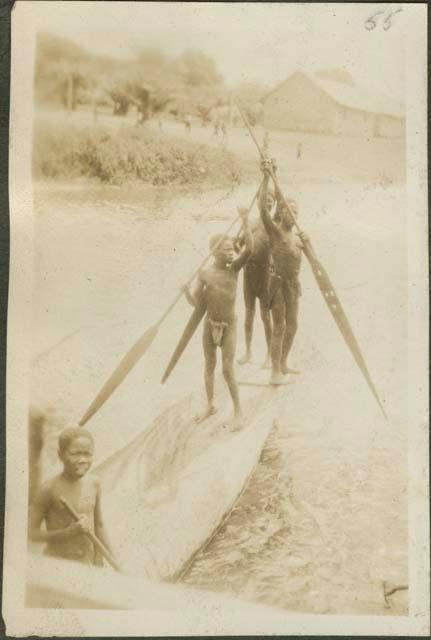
[206, 318, 229, 346]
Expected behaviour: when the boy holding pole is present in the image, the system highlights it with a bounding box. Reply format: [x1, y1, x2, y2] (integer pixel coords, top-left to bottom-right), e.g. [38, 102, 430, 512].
[29, 427, 116, 568]
[259, 157, 306, 385]
[183, 207, 253, 430]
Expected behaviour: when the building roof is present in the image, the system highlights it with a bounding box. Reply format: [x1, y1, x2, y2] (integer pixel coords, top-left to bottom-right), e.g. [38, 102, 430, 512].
[265, 71, 405, 119]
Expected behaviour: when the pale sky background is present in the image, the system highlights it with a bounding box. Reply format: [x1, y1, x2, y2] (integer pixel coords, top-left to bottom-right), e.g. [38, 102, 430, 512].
[30, 2, 406, 100]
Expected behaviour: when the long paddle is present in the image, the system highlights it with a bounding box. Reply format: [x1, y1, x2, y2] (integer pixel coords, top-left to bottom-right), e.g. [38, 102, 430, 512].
[234, 99, 387, 419]
[59, 496, 122, 572]
[79, 183, 262, 426]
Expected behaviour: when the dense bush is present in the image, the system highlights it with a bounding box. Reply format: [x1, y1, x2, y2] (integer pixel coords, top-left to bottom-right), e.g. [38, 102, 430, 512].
[33, 121, 253, 187]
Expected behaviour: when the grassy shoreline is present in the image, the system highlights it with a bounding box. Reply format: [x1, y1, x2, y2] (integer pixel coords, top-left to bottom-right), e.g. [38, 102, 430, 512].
[33, 119, 258, 189]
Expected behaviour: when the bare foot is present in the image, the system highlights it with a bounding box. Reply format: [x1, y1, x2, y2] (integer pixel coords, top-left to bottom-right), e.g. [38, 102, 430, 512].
[270, 372, 290, 386]
[260, 355, 272, 369]
[195, 406, 217, 424]
[281, 364, 301, 375]
[226, 413, 245, 432]
[237, 352, 251, 365]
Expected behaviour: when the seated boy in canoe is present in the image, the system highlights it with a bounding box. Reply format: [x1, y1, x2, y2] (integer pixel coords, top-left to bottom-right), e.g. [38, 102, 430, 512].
[183, 207, 253, 430]
[28, 427, 114, 567]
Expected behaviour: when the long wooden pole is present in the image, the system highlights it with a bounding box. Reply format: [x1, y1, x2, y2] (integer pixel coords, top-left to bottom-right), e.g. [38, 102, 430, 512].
[234, 98, 387, 419]
[79, 183, 262, 426]
[59, 496, 122, 572]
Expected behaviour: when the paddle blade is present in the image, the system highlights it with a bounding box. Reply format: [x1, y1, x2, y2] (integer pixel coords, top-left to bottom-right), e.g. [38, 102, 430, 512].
[161, 303, 206, 384]
[304, 243, 387, 419]
[79, 324, 159, 426]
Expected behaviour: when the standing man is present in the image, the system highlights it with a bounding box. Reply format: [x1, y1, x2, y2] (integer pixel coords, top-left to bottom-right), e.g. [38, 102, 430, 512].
[237, 188, 276, 368]
[259, 158, 306, 385]
[296, 142, 302, 160]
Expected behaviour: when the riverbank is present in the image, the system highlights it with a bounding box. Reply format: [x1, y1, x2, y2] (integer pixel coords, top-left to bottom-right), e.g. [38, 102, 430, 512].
[33, 113, 257, 188]
[33, 106, 405, 192]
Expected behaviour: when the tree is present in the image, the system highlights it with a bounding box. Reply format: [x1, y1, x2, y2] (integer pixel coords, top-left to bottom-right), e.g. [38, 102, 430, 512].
[151, 92, 172, 114]
[133, 46, 168, 68]
[34, 33, 226, 119]
[175, 49, 222, 88]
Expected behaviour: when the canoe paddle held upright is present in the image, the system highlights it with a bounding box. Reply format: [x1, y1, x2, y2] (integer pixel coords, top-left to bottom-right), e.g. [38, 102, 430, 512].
[161, 198, 260, 431]
[79, 184, 262, 426]
[233, 98, 386, 419]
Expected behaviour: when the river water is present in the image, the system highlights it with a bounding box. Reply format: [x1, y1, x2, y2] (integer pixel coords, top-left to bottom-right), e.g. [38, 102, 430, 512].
[32, 177, 408, 616]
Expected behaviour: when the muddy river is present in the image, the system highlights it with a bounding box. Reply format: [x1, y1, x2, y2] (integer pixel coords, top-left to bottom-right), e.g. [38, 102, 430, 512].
[32, 178, 408, 616]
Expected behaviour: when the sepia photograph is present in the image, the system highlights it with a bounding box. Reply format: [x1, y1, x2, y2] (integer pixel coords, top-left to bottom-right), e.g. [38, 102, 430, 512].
[3, 1, 429, 636]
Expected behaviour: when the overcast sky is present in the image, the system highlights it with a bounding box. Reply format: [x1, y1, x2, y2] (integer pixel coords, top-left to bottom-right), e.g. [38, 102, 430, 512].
[31, 2, 406, 100]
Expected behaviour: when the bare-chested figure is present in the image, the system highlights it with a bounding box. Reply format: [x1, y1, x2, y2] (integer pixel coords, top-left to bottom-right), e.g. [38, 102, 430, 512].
[183, 207, 253, 429]
[237, 189, 277, 368]
[260, 158, 306, 385]
[29, 427, 114, 566]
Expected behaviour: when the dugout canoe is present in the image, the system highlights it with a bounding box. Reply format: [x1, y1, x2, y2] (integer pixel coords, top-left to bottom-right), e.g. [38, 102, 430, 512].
[24, 554, 293, 633]
[93, 372, 288, 582]
[31, 323, 290, 584]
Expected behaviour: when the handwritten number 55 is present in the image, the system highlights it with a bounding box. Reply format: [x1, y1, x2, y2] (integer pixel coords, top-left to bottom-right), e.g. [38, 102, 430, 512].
[365, 8, 402, 31]
[365, 10, 385, 31]
[383, 9, 402, 30]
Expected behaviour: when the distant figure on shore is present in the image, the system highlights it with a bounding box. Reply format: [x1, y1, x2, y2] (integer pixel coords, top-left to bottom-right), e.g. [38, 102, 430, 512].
[220, 121, 228, 146]
[296, 142, 302, 160]
[183, 207, 253, 430]
[185, 114, 192, 133]
[28, 427, 115, 567]
[213, 119, 220, 137]
[259, 158, 307, 385]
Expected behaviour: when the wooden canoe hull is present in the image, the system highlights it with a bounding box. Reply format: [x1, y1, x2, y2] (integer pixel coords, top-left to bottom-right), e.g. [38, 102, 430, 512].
[96, 378, 287, 581]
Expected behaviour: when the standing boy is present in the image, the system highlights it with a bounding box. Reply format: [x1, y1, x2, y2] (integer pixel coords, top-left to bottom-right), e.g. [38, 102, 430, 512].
[259, 158, 306, 385]
[29, 427, 114, 567]
[184, 207, 253, 430]
[237, 188, 277, 368]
